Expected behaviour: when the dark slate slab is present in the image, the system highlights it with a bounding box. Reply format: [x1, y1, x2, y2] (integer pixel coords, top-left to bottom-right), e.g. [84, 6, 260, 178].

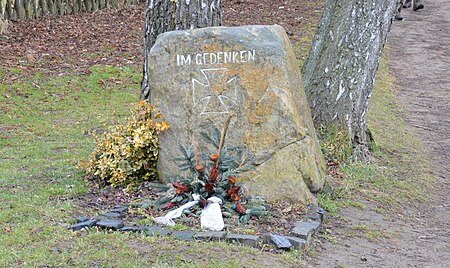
[96, 219, 124, 230]
[291, 221, 321, 242]
[171, 231, 195, 241]
[285, 236, 307, 250]
[68, 220, 97, 231]
[305, 203, 325, 222]
[99, 211, 124, 219]
[110, 205, 129, 213]
[194, 231, 226, 241]
[226, 233, 261, 247]
[76, 216, 91, 223]
[146, 226, 172, 237]
[119, 225, 147, 233]
[301, 212, 321, 222]
[263, 233, 292, 250]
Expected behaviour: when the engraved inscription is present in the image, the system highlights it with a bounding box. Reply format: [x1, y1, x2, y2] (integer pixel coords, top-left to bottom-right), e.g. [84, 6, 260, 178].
[177, 50, 256, 66]
[192, 68, 238, 115]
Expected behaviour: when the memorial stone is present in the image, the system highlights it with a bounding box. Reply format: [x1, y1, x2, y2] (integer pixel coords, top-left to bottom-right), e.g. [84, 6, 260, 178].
[148, 25, 325, 204]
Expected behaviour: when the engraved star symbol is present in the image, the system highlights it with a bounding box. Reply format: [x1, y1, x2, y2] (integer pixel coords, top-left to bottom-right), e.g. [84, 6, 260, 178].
[192, 68, 238, 115]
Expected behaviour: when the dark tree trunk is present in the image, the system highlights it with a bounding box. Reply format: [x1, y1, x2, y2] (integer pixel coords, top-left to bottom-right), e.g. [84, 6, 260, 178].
[302, 0, 397, 160]
[0, 0, 141, 20]
[140, 0, 222, 100]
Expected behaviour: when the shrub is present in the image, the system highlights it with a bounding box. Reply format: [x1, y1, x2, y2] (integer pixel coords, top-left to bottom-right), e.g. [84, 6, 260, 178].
[87, 101, 168, 187]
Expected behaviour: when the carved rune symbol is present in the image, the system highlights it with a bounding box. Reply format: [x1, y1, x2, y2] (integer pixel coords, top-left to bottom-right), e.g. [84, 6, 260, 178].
[192, 68, 238, 115]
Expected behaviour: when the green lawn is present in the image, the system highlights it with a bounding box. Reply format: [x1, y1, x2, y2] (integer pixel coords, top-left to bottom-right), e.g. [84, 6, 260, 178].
[0, 64, 308, 267]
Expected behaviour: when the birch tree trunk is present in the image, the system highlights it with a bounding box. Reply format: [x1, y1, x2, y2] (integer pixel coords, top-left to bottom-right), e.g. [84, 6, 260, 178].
[140, 0, 222, 100]
[302, 0, 397, 160]
[0, 0, 141, 19]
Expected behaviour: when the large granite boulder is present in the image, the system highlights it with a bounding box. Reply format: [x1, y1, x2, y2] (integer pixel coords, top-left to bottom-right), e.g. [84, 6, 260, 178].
[148, 25, 325, 204]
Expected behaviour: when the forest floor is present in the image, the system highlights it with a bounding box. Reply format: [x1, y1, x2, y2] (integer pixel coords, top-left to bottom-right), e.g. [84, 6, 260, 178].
[1, 0, 449, 267]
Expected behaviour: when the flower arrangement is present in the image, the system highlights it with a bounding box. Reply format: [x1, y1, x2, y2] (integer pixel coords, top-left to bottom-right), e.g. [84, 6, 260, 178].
[151, 119, 269, 225]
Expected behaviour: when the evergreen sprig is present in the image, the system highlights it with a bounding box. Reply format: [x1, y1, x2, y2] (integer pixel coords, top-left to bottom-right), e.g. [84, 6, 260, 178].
[150, 126, 269, 224]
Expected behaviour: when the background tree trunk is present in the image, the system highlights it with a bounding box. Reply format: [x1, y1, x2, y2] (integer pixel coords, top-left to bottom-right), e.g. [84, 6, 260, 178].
[140, 0, 222, 100]
[0, 0, 140, 20]
[302, 0, 397, 160]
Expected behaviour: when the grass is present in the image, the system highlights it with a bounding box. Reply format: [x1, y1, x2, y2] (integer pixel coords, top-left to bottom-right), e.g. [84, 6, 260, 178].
[317, 50, 434, 214]
[350, 224, 391, 242]
[0, 63, 308, 267]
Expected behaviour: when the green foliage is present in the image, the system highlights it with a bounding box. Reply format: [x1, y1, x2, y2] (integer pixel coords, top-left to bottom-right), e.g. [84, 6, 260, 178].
[169, 128, 254, 201]
[150, 128, 268, 223]
[318, 125, 351, 165]
[87, 101, 169, 187]
[317, 193, 339, 216]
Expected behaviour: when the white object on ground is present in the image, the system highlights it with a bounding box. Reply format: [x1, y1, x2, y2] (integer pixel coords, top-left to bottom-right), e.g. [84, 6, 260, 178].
[153, 193, 200, 226]
[201, 196, 225, 231]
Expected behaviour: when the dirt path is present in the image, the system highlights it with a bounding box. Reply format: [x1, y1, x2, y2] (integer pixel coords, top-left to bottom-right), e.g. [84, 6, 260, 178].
[389, 0, 450, 265]
[313, 1, 450, 267]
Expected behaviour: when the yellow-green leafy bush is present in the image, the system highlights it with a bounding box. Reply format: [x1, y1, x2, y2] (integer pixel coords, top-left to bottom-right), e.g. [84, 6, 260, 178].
[88, 101, 169, 186]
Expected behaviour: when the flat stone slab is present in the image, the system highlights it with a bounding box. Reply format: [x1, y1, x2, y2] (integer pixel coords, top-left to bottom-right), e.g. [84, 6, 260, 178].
[146, 226, 172, 237]
[68, 219, 97, 231]
[194, 231, 226, 241]
[96, 219, 124, 230]
[263, 233, 292, 250]
[76, 216, 91, 223]
[303, 203, 325, 222]
[285, 236, 307, 250]
[291, 221, 321, 242]
[226, 233, 261, 247]
[119, 226, 147, 233]
[110, 206, 129, 213]
[171, 231, 195, 241]
[99, 211, 124, 219]
[301, 212, 322, 222]
[148, 25, 325, 205]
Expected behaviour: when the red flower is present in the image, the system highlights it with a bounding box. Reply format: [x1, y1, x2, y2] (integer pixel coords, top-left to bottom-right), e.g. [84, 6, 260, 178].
[209, 167, 219, 183]
[195, 165, 205, 173]
[172, 182, 189, 195]
[209, 154, 219, 162]
[235, 203, 246, 215]
[227, 186, 240, 197]
[199, 199, 207, 208]
[227, 176, 237, 185]
[204, 183, 214, 193]
[230, 193, 240, 201]
[162, 202, 176, 210]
